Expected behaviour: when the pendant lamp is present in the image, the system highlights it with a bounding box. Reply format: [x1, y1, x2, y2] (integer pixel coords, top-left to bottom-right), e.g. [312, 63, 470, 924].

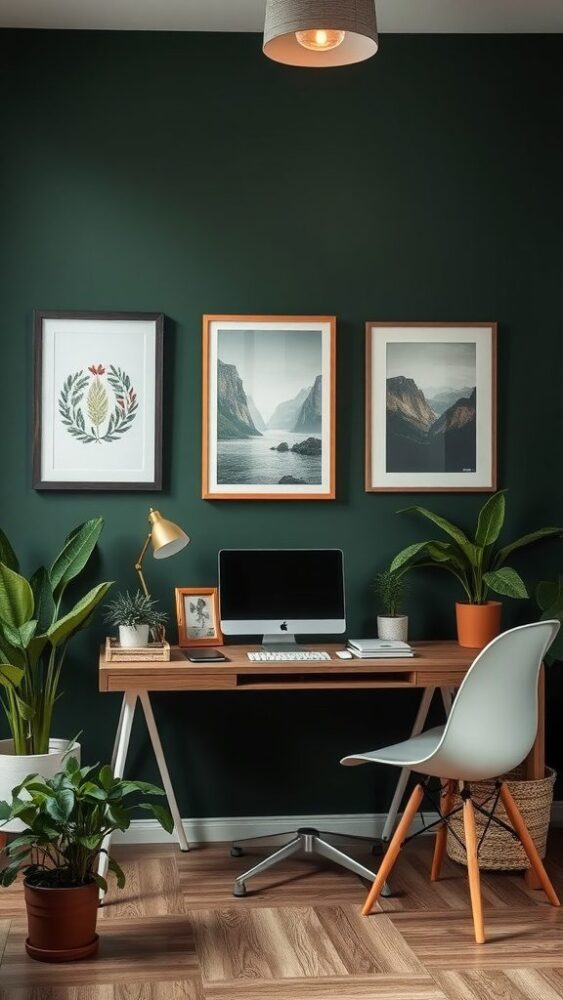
[263, 0, 378, 68]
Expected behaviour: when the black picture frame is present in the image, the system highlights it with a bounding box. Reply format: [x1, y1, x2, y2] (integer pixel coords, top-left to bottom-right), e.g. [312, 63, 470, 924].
[33, 309, 163, 491]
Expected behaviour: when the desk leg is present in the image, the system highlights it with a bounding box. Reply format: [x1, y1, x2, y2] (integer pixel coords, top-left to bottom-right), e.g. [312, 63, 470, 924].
[524, 666, 546, 890]
[139, 692, 190, 852]
[381, 687, 435, 842]
[98, 691, 138, 888]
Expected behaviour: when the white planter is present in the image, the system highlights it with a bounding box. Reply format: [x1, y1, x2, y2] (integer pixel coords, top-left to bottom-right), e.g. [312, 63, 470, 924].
[0, 738, 80, 833]
[119, 624, 149, 648]
[377, 615, 409, 643]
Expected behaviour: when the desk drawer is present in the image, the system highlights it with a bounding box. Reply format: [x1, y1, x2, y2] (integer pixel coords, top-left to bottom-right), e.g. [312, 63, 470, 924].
[235, 671, 416, 689]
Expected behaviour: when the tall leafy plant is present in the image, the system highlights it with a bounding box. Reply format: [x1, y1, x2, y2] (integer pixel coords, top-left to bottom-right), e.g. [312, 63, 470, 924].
[390, 492, 562, 605]
[0, 519, 112, 755]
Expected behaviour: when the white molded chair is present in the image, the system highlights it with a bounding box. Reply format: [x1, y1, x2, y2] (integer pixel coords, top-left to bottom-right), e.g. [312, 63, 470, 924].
[341, 621, 561, 943]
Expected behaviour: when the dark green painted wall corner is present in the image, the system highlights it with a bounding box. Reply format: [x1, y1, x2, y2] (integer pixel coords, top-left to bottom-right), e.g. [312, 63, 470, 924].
[0, 29, 562, 814]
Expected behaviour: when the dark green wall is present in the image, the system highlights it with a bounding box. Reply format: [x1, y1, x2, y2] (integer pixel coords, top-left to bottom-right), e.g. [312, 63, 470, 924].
[1, 29, 562, 815]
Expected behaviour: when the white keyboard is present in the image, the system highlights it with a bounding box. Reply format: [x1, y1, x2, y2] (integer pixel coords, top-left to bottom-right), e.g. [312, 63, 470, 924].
[247, 651, 331, 662]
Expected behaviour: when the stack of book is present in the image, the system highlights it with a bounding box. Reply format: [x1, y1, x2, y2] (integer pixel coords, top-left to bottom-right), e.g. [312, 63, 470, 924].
[347, 638, 414, 658]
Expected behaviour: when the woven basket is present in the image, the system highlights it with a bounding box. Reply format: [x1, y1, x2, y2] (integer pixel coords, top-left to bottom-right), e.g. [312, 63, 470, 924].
[446, 767, 556, 870]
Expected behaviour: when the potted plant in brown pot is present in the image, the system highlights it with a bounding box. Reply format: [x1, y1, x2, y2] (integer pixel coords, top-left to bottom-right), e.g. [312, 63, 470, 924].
[0, 756, 172, 962]
[390, 491, 562, 647]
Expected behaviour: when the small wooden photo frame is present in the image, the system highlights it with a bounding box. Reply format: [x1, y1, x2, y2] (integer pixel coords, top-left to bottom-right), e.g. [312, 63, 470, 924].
[175, 587, 223, 647]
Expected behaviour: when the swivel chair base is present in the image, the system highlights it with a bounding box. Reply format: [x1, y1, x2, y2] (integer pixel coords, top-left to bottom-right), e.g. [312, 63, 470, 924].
[231, 827, 392, 898]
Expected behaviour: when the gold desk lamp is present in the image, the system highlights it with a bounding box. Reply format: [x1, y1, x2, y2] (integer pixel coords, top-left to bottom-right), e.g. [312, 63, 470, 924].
[135, 508, 190, 599]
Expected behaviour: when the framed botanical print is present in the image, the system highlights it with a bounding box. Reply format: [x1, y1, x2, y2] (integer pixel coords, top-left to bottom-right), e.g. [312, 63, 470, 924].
[365, 323, 497, 493]
[202, 315, 336, 500]
[175, 587, 223, 647]
[33, 310, 163, 490]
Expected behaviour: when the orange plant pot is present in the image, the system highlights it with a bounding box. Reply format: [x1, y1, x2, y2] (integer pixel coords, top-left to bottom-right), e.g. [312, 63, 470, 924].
[24, 880, 99, 962]
[455, 601, 502, 649]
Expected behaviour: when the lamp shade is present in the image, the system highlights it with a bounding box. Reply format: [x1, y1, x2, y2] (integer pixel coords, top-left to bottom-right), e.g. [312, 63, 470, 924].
[148, 509, 190, 560]
[264, 0, 378, 68]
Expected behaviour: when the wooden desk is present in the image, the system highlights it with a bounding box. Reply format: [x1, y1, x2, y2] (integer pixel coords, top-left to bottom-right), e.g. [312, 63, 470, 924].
[98, 641, 545, 885]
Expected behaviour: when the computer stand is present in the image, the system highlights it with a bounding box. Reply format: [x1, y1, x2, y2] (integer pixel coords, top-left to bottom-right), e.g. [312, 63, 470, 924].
[230, 828, 392, 898]
[261, 633, 303, 652]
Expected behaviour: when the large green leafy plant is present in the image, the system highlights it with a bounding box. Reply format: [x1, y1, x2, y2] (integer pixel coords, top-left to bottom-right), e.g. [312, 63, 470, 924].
[0, 756, 173, 891]
[390, 492, 561, 605]
[0, 519, 112, 755]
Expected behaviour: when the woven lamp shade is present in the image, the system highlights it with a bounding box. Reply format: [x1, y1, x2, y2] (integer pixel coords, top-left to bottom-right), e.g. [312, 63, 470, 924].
[264, 0, 378, 68]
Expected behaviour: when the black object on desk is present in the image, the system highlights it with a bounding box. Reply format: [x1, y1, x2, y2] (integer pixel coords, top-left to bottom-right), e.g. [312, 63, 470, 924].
[183, 648, 230, 663]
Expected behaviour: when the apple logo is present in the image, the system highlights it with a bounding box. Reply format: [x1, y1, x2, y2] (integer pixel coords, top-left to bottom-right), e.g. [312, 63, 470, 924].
[280, 621, 288, 632]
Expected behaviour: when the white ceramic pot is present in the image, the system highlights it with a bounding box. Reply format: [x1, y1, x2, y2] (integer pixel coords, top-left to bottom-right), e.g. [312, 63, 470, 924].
[119, 624, 149, 648]
[377, 615, 409, 643]
[0, 738, 80, 833]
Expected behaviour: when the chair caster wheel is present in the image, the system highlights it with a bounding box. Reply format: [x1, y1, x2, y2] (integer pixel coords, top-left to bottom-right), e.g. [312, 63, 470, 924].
[233, 882, 247, 897]
[380, 884, 393, 898]
[231, 846, 244, 858]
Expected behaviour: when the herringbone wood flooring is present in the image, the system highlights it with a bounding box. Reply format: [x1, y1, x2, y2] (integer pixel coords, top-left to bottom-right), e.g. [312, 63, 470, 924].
[0, 833, 562, 999]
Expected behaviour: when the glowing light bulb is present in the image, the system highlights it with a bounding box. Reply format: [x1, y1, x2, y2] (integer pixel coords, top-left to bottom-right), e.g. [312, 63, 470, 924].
[295, 28, 346, 52]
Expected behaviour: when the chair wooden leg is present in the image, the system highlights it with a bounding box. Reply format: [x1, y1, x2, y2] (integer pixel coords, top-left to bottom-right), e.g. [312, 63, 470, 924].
[431, 779, 456, 882]
[462, 795, 485, 944]
[499, 782, 560, 907]
[362, 783, 424, 916]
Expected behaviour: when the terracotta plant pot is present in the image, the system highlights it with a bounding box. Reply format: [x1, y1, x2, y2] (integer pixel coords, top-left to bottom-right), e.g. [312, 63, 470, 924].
[24, 880, 99, 962]
[455, 601, 502, 648]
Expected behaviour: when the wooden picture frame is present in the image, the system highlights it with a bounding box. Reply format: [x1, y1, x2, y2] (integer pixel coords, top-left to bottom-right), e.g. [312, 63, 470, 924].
[365, 322, 497, 493]
[175, 587, 223, 647]
[202, 314, 336, 500]
[33, 309, 163, 491]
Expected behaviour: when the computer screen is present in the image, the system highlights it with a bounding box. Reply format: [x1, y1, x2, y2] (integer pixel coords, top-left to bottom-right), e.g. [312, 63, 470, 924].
[219, 549, 345, 640]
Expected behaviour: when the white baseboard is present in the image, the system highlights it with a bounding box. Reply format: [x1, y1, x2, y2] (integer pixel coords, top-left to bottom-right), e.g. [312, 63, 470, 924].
[115, 802, 563, 845]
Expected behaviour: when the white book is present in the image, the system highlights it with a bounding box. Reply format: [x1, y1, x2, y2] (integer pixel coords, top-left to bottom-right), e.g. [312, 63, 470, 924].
[347, 638, 412, 653]
[348, 650, 414, 659]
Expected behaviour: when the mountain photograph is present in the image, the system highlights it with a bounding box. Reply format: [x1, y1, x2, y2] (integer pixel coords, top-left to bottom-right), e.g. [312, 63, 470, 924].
[214, 327, 325, 487]
[386, 342, 477, 473]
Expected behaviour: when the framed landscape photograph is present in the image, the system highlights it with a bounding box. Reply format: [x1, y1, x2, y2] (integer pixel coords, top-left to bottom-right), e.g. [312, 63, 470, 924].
[365, 323, 497, 492]
[175, 587, 223, 647]
[33, 310, 163, 490]
[202, 315, 336, 500]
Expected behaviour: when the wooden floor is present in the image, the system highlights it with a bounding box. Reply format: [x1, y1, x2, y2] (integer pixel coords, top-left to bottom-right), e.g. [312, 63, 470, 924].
[0, 832, 562, 999]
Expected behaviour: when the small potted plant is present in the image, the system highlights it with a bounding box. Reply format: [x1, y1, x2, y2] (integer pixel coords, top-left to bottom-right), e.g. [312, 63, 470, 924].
[104, 590, 168, 648]
[0, 756, 173, 962]
[390, 491, 562, 648]
[373, 568, 409, 641]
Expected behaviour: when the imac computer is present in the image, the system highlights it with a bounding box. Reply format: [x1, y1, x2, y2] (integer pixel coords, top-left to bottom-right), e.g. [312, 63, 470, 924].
[218, 548, 345, 650]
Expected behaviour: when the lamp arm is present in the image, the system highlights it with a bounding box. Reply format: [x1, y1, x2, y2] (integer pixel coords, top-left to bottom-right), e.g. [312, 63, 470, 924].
[134, 533, 152, 598]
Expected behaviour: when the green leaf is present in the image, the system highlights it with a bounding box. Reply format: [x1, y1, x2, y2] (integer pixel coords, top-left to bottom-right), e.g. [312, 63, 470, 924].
[49, 518, 104, 600]
[3, 620, 38, 649]
[1, 864, 21, 886]
[475, 491, 506, 547]
[483, 566, 529, 599]
[0, 564, 34, 629]
[45, 788, 75, 823]
[118, 780, 166, 797]
[47, 582, 113, 647]
[14, 695, 35, 721]
[29, 567, 56, 635]
[106, 803, 130, 830]
[390, 542, 434, 573]
[398, 506, 472, 549]
[108, 856, 126, 889]
[81, 782, 107, 801]
[98, 765, 114, 791]
[138, 802, 174, 835]
[91, 873, 108, 894]
[0, 663, 24, 689]
[0, 530, 19, 572]
[495, 527, 563, 567]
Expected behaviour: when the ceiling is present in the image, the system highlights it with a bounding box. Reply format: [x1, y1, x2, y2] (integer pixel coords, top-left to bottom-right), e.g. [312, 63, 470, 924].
[0, 0, 562, 33]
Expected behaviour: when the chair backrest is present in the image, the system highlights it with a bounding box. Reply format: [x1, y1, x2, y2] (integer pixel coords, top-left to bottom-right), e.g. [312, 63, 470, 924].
[436, 621, 560, 782]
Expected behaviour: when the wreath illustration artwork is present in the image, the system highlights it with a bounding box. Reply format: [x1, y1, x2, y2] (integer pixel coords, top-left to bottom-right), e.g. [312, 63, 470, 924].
[58, 364, 139, 444]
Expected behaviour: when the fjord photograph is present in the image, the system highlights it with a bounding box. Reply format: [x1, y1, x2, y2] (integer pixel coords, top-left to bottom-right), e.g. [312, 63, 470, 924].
[216, 327, 324, 487]
[386, 341, 477, 473]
